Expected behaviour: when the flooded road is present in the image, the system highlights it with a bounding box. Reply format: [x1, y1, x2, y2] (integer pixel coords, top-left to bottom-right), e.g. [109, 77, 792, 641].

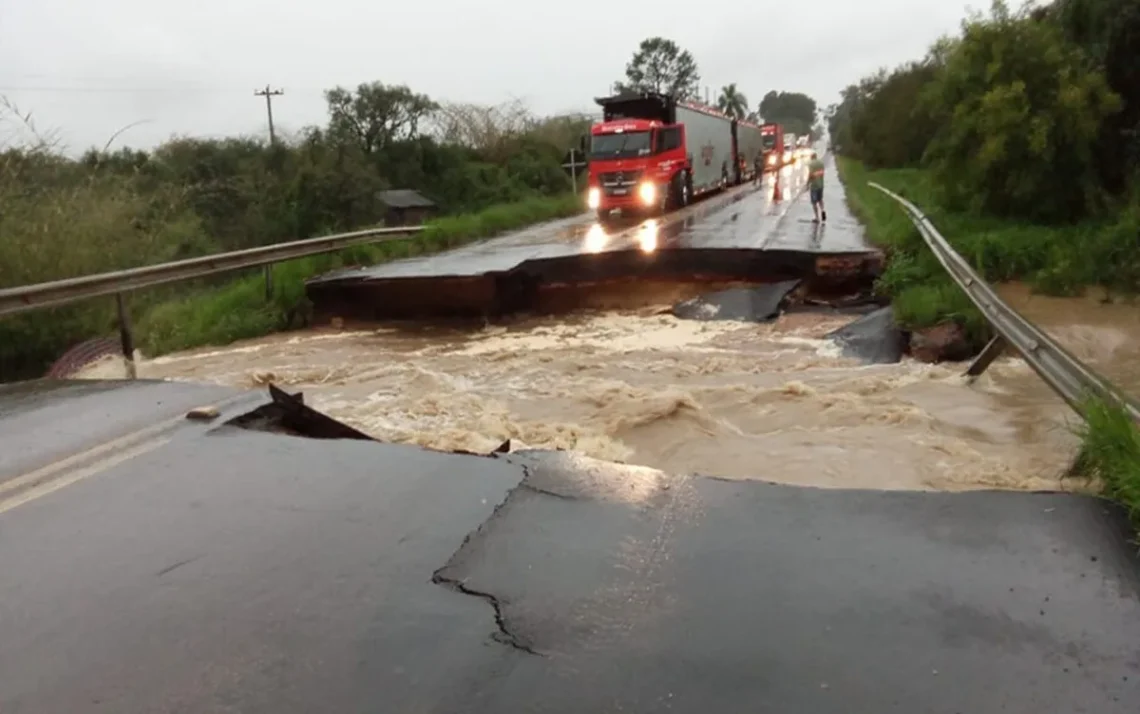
[66, 161, 1132, 494]
[77, 307, 1083, 493]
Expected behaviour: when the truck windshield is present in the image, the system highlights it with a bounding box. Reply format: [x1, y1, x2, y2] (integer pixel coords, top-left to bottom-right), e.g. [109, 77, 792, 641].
[590, 131, 651, 159]
[761, 135, 776, 150]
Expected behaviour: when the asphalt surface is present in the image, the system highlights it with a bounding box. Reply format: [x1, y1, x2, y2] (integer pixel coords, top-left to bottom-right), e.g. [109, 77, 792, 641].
[0, 378, 244, 488]
[308, 155, 866, 287]
[1, 382, 1137, 713]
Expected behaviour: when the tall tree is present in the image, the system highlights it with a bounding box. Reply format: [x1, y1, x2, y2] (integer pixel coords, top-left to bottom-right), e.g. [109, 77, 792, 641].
[324, 82, 438, 155]
[717, 84, 748, 118]
[757, 91, 819, 136]
[615, 37, 701, 100]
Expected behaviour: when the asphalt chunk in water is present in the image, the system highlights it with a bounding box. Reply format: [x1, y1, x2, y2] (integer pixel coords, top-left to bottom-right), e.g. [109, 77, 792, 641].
[671, 280, 801, 323]
[825, 305, 906, 364]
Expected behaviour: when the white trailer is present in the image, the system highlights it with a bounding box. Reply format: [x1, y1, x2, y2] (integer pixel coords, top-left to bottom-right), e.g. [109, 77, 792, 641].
[675, 102, 736, 196]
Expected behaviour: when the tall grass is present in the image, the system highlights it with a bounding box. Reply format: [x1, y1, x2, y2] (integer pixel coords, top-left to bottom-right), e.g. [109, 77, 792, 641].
[1074, 397, 1140, 533]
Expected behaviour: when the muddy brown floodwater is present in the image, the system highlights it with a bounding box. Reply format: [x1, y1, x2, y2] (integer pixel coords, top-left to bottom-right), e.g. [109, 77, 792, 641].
[76, 300, 1100, 493]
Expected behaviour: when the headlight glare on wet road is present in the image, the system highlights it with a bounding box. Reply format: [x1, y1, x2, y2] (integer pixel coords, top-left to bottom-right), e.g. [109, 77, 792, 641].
[584, 223, 607, 253]
[587, 188, 600, 209]
[638, 219, 658, 252]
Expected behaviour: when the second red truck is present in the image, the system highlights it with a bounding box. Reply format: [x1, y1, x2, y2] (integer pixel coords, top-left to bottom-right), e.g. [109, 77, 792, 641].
[584, 91, 785, 221]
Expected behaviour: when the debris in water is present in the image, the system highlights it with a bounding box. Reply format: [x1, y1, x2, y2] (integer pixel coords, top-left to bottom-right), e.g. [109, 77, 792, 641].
[825, 306, 905, 364]
[671, 280, 801, 323]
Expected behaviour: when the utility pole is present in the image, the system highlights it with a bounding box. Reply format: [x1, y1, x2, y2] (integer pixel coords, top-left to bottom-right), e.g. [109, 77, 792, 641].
[254, 85, 283, 144]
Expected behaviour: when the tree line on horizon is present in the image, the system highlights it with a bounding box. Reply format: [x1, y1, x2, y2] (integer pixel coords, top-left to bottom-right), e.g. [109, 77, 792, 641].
[611, 36, 822, 138]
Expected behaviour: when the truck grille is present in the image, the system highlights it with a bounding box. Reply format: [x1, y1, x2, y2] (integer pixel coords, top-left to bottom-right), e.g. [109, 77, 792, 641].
[599, 169, 643, 197]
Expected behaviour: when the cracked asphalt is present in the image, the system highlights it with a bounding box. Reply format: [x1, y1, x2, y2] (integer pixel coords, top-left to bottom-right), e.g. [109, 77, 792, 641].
[1, 381, 1138, 713]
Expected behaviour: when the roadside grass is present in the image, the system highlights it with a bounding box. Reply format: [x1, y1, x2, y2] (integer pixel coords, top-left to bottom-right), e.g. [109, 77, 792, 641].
[838, 157, 1140, 344]
[1073, 396, 1140, 534]
[134, 193, 583, 356]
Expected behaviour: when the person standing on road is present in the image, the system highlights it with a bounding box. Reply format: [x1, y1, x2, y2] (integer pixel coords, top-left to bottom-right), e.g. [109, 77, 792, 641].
[808, 152, 826, 222]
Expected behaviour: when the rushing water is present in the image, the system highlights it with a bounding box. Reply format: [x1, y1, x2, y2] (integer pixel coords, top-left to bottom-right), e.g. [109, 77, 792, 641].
[75, 300, 1098, 493]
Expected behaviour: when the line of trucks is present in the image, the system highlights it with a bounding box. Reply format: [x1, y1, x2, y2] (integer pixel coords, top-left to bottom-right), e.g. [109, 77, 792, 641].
[582, 91, 808, 222]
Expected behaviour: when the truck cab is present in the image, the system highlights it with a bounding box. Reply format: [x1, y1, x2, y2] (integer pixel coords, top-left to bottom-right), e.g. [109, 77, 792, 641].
[586, 92, 733, 222]
[760, 123, 785, 172]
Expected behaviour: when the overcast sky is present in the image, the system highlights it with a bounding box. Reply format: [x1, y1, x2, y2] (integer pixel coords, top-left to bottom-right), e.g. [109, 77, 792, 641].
[0, 0, 973, 154]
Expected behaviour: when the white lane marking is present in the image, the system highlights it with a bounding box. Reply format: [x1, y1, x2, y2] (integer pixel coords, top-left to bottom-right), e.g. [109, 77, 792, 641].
[0, 391, 251, 515]
[0, 436, 171, 515]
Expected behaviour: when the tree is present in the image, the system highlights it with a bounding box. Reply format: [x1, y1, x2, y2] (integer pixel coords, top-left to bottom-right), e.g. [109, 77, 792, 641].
[757, 91, 818, 136]
[717, 84, 748, 118]
[922, 0, 1120, 222]
[615, 37, 700, 100]
[324, 82, 438, 155]
[758, 91, 817, 135]
[1053, 0, 1140, 195]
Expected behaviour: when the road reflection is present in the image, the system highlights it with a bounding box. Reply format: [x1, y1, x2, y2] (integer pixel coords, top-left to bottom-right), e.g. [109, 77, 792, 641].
[638, 219, 658, 252]
[585, 223, 608, 253]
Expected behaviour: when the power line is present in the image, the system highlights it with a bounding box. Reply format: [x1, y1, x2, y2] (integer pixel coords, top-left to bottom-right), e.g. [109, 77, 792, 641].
[254, 85, 283, 144]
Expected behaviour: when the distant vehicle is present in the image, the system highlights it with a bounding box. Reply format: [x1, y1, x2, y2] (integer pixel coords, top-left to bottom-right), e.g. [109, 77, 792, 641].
[584, 92, 763, 221]
[759, 123, 786, 171]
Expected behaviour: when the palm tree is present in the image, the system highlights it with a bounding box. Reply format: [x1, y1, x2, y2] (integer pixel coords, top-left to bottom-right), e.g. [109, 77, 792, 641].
[717, 84, 748, 118]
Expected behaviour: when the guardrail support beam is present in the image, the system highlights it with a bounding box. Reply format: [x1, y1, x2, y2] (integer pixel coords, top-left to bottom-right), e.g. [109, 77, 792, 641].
[263, 264, 273, 300]
[115, 293, 137, 380]
[964, 333, 1008, 381]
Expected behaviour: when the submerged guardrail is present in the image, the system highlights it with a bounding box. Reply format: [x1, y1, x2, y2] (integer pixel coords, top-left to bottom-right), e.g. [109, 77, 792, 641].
[869, 182, 1140, 424]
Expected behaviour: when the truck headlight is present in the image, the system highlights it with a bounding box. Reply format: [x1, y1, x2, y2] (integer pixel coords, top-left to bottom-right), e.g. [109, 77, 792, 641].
[638, 182, 657, 205]
[587, 187, 600, 209]
[767, 155, 776, 166]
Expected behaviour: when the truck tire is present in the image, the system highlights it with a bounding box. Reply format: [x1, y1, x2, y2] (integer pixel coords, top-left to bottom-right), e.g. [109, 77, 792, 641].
[672, 171, 691, 210]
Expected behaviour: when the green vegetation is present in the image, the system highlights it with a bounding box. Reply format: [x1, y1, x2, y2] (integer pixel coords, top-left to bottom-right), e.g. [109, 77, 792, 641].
[0, 84, 592, 380]
[135, 193, 581, 356]
[1074, 397, 1140, 532]
[831, 0, 1140, 518]
[829, 0, 1140, 340]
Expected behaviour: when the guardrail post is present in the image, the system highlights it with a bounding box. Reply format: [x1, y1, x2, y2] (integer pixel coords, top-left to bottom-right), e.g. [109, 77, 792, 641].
[263, 264, 273, 300]
[964, 335, 1007, 381]
[115, 293, 137, 380]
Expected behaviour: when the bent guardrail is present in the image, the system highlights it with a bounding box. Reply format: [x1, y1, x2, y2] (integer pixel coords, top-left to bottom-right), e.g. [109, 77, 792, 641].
[0, 224, 423, 378]
[869, 182, 1140, 424]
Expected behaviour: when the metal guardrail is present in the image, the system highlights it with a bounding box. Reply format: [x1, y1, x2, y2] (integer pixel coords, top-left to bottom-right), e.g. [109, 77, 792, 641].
[0, 224, 423, 378]
[0, 225, 423, 318]
[869, 182, 1140, 423]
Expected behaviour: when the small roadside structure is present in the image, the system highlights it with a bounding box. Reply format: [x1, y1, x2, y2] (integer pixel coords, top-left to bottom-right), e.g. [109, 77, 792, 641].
[378, 189, 437, 226]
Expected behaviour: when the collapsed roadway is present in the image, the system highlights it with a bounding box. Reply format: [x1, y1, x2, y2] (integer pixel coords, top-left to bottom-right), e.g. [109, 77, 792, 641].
[1, 157, 1138, 712]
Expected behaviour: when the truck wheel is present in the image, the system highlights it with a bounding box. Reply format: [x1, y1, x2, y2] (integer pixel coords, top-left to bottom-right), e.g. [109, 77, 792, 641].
[673, 172, 691, 209]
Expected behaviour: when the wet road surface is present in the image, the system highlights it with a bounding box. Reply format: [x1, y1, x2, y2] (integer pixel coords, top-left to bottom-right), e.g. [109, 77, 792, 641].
[0, 378, 244, 489]
[306, 157, 879, 320]
[309, 157, 863, 286]
[0, 393, 1137, 713]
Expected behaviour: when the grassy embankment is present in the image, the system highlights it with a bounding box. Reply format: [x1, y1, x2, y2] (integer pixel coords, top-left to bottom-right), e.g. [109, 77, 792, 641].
[136, 193, 583, 354]
[840, 157, 1140, 533]
[0, 192, 582, 379]
[1075, 397, 1140, 534]
[838, 157, 1140, 349]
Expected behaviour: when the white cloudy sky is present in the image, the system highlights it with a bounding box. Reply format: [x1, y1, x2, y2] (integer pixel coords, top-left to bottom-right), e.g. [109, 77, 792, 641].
[0, 0, 972, 153]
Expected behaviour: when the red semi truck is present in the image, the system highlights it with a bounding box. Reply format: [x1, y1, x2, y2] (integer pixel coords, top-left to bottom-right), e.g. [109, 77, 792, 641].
[759, 123, 786, 173]
[584, 92, 766, 221]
